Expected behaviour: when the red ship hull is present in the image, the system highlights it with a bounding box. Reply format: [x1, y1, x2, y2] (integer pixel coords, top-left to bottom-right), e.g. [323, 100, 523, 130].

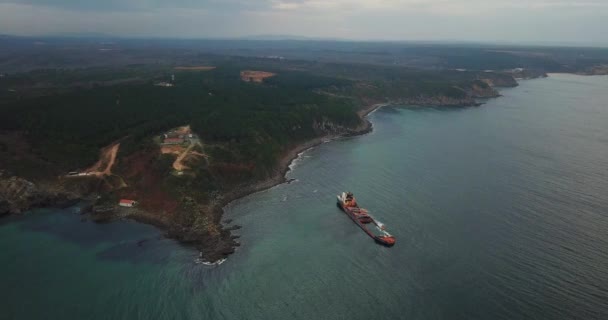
[337, 193, 395, 247]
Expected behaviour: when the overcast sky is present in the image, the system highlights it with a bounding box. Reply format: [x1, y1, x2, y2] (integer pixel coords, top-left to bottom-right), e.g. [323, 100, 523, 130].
[1, 0, 607, 44]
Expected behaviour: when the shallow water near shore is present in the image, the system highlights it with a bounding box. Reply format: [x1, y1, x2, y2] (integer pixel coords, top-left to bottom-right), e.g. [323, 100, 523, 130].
[2, 74, 608, 319]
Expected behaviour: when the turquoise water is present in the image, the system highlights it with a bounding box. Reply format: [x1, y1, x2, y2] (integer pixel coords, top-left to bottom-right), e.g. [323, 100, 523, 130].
[2, 74, 608, 319]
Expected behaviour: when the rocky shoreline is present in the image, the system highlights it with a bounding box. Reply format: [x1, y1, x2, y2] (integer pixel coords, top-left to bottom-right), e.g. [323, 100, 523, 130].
[218, 102, 384, 207]
[0, 102, 384, 262]
[144, 93, 509, 261]
[0, 173, 81, 217]
[223, 97, 458, 193]
[202, 97, 482, 259]
[0, 88, 503, 261]
[0, 98, 480, 262]
[109, 102, 383, 262]
[190, 103, 384, 261]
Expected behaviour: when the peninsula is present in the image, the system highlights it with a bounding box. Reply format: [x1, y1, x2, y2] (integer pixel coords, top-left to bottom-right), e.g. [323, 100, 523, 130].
[1, 38, 607, 261]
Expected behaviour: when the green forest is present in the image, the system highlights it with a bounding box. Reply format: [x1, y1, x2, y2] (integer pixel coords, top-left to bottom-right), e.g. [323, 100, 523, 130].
[0, 65, 359, 177]
[0, 57, 509, 183]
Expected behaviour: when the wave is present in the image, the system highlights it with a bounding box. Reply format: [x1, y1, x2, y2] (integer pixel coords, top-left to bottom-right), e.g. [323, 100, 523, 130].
[195, 255, 227, 266]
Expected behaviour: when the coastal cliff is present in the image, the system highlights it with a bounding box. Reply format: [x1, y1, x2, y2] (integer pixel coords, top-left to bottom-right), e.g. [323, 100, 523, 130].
[161, 84, 506, 260]
[479, 73, 519, 87]
[0, 92, 508, 262]
[0, 173, 80, 216]
[0, 63, 525, 262]
[374, 79, 501, 107]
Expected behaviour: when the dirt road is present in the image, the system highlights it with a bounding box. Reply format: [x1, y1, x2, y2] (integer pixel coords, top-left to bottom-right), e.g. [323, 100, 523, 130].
[102, 143, 119, 175]
[86, 143, 120, 176]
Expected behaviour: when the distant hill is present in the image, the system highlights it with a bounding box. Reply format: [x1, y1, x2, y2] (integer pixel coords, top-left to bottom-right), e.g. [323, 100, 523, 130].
[237, 34, 342, 41]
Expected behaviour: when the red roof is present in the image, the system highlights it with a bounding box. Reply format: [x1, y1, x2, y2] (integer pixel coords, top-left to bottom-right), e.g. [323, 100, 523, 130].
[119, 199, 136, 204]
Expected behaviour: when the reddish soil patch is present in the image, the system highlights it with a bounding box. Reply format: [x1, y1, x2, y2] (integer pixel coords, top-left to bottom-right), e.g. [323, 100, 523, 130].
[118, 149, 179, 216]
[174, 125, 191, 135]
[119, 149, 156, 180]
[240, 70, 276, 83]
[160, 145, 184, 156]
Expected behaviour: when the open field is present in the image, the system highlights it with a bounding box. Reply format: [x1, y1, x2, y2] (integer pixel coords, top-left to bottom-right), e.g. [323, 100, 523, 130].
[160, 145, 184, 156]
[240, 70, 276, 83]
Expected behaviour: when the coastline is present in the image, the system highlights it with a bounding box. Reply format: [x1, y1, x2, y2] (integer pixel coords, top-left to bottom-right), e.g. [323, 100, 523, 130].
[97, 82, 543, 261]
[218, 102, 388, 210]
[0, 77, 541, 261]
[119, 74, 582, 260]
[212, 96, 507, 259]
[0, 102, 386, 263]
[0, 98, 487, 262]
[157, 102, 389, 262]
[0, 98, 484, 262]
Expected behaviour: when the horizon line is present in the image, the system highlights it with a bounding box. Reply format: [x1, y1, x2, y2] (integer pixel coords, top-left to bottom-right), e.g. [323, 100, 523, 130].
[1, 33, 607, 49]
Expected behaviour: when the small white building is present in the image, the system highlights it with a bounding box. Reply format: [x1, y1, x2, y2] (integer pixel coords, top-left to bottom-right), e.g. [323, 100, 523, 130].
[119, 199, 138, 208]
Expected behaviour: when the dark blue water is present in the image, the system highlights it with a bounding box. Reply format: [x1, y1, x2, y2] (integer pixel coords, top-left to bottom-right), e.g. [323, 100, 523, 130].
[1, 74, 607, 319]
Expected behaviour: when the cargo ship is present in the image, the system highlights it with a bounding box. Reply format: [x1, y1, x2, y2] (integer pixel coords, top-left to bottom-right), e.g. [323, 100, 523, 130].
[336, 192, 396, 246]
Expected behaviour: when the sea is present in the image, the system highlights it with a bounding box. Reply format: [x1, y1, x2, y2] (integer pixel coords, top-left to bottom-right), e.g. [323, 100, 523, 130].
[1, 74, 607, 320]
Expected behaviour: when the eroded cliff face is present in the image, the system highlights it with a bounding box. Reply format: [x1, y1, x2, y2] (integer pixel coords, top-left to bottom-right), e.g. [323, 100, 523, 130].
[403, 95, 480, 106]
[312, 118, 370, 136]
[479, 73, 519, 87]
[388, 87, 497, 107]
[468, 81, 501, 99]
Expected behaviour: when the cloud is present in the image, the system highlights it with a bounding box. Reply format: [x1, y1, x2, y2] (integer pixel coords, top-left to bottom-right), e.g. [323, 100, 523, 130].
[0, 0, 275, 12]
[2, 0, 607, 13]
[2, 0, 607, 15]
[0, 0, 607, 44]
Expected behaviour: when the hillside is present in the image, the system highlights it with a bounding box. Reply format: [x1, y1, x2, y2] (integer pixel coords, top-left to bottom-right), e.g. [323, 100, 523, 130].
[0, 58, 532, 260]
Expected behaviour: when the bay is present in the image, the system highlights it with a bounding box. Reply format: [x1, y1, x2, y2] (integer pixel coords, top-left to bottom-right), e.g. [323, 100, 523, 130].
[2, 74, 607, 320]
